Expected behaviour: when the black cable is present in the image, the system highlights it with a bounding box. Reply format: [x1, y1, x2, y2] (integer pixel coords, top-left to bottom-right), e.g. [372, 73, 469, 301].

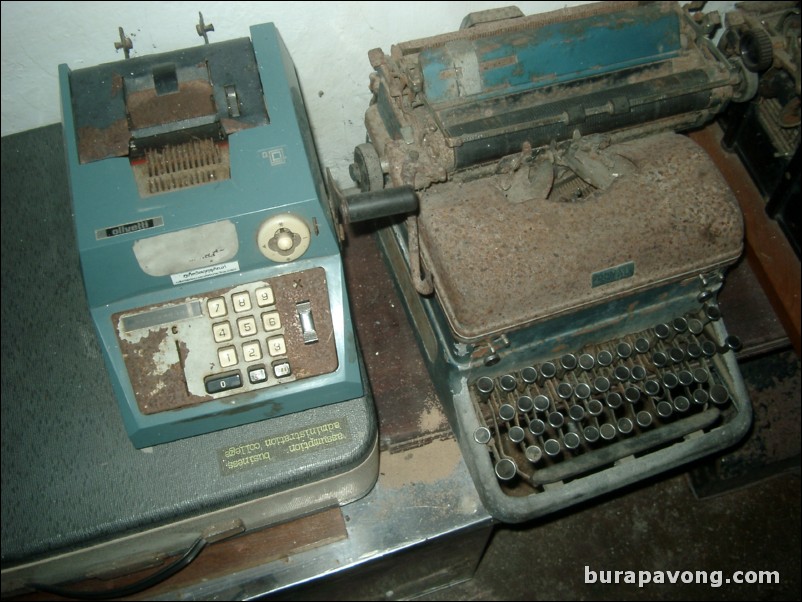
[27, 536, 208, 600]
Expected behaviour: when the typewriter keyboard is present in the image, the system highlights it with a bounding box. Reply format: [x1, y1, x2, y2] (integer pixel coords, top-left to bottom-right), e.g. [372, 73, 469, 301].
[469, 306, 744, 491]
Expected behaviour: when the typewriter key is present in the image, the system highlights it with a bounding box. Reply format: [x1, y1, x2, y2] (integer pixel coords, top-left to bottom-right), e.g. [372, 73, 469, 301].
[560, 354, 578, 371]
[593, 376, 611, 393]
[533, 394, 551, 412]
[644, 380, 661, 397]
[529, 418, 546, 436]
[599, 423, 617, 440]
[693, 389, 710, 405]
[557, 382, 574, 399]
[687, 343, 703, 359]
[710, 384, 730, 405]
[617, 417, 634, 434]
[575, 383, 592, 399]
[672, 317, 688, 333]
[548, 411, 565, 429]
[669, 347, 685, 363]
[583, 425, 600, 443]
[624, 386, 641, 403]
[662, 372, 679, 389]
[564, 431, 581, 450]
[476, 376, 494, 395]
[540, 361, 557, 379]
[499, 403, 516, 422]
[525, 445, 543, 464]
[656, 400, 674, 418]
[495, 458, 517, 481]
[616, 342, 632, 359]
[597, 350, 614, 367]
[587, 399, 604, 416]
[578, 353, 595, 370]
[474, 427, 492, 444]
[517, 395, 534, 413]
[701, 340, 717, 357]
[521, 366, 538, 383]
[678, 370, 694, 387]
[614, 365, 631, 382]
[636, 411, 653, 428]
[652, 351, 668, 368]
[606, 392, 623, 409]
[693, 368, 709, 384]
[568, 404, 586, 421]
[508, 426, 526, 444]
[673, 396, 691, 412]
[500, 374, 517, 392]
[655, 323, 671, 339]
[543, 439, 562, 457]
[634, 337, 651, 354]
[630, 365, 647, 381]
[688, 318, 704, 335]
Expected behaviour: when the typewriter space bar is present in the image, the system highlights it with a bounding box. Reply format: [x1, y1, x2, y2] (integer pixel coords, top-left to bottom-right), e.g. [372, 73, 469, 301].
[531, 409, 721, 486]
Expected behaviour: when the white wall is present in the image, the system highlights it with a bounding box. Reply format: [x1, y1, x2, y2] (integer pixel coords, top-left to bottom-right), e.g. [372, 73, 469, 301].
[0, 1, 734, 183]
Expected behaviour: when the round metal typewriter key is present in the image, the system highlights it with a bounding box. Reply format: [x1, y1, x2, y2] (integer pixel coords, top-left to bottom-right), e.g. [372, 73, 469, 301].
[597, 350, 614, 367]
[636, 410, 653, 428]
[575, 383, 592, 400]
[529, 418, 546, 436]
[583, 425, 600, 443]
[517, 395, 534, 413]
[672, 317, 688, 333]
[624, 386, 641, 404]
[673, 395, 691, 412]
[533, 394, 551, 412]
[693, 368, 709, 384]
[544, 438, 562, 457]
[630, 365, 647, 381]
[476, 376, 495, 395]
[644, 380, 662, 397]
[606, 392, 623, 409]
[720, 335, 743, 354]
[500, 374, 517, 392]
[560, 354, 578, 371]
[587, 399, 604, 416]
[710, 384, 730, 405]
[568, 404, 586, 421]
[616, 342, 632, 359]
[688, 318, 704, 335]
[656, 400, 674, 418]
[617, 417, 634, 434]
[499, 403, 516, 422]
[705, 304, 722, 322]
[701, 340, 717, 357]
[652, 351, 668, 368]
[614, 365, 631, 382]
[525, 445, 543, 464]
[599, 423, 617, 440]
[548, 411, 565, 429]
[693, 389, 710, 405]
[508, 426, 526, 444]
[634, 337, 651, 354]
[655, 323, 671, 339]
[521, 366, 538, 384]
[495, 458, 518, 481]
[578, 353, 595, 370]
[687, 343, 703, 359]
[593, 376, 611, 393]
[540, 361, 557, 379]
[557, 382, 574, 400]
[473, 427, 492, 444]
[678, 370, 694, 387]
[669, 347, 685, 364]
[564, 431, 581, 450]
[662, 372, 679, 389]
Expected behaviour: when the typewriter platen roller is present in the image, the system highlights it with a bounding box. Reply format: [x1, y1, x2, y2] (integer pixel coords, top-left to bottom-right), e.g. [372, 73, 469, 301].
[335, 1, 755, 522]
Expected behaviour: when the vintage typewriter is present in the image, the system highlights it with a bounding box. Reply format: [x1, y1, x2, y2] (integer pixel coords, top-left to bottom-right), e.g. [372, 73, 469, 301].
[329, 1, 755, 522]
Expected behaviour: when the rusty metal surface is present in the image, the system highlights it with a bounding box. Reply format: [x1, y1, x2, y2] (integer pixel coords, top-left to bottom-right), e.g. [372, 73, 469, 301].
[416, 132, 744, 343]
[127, 79, 217, 130]
[342, 224, 450, 451]
[115, 268, 338, 414]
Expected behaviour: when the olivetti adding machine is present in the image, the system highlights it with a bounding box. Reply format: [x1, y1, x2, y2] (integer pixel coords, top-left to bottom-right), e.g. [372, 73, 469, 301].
[1, 19, 378, 596]
[330, 1, 756, 522]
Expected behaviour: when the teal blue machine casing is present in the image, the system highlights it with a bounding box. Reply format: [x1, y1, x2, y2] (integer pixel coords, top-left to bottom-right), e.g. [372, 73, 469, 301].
[59, 23, 365, 448]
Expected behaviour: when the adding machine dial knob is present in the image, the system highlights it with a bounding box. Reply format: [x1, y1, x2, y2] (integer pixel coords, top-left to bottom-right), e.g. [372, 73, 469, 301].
[257, 213, 311, 262]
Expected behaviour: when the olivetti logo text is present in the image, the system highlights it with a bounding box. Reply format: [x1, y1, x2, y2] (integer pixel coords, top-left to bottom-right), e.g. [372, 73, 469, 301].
[96, 217, 164, 240]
